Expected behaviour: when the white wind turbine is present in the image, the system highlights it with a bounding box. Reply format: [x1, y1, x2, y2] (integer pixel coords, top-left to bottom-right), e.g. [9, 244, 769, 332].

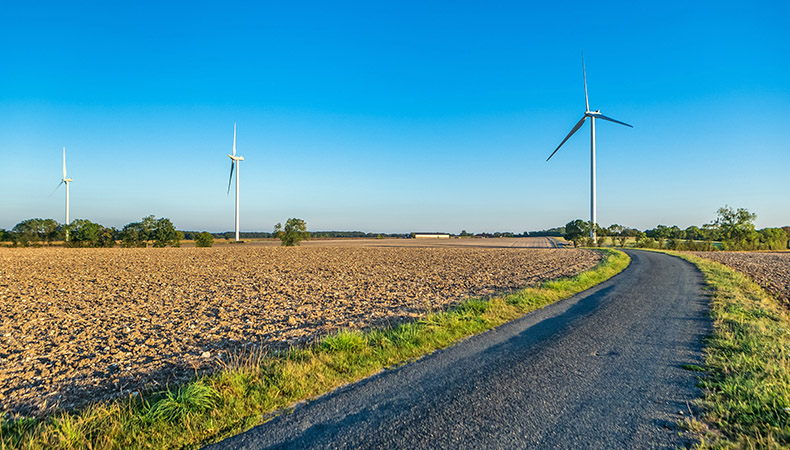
[55, 147, 74, 241]
[546, 56, 632, 244]
[226, 123, 244, 242]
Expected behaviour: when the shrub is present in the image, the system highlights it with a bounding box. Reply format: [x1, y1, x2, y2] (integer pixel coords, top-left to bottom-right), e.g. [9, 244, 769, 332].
[274, 218, 310, 247]
[195, 232, 214, 247]
[635, 238, 658, 249]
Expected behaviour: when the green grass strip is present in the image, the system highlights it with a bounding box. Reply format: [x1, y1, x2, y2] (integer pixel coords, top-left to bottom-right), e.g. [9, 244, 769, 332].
[670, 253, 790, 449]
[0, 249, 629, 450]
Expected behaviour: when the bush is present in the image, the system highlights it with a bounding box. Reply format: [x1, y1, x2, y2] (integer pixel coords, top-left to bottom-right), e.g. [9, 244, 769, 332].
[274, 218, 310, 247]
[120, 216, 181, 248]
[195, 232, 214, 248]
[65, 219, 117, 247]
[11, 218, 59, 246]
[564, 219, 590, 248]
[635, 238, 658, 249]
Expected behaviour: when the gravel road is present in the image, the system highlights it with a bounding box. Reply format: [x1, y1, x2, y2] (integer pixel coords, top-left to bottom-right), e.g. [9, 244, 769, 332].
[206, 250, 710, 450]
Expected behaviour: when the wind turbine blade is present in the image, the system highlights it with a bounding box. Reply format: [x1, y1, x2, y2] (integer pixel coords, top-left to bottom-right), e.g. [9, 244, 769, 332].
[227, 160, 235, 195]
[51, 181, 64, 197]
[62, 147, 67, 178]
[232, 123, 237, 157]
[547, 116, 587, 162]
[582, 54, 589, 112]
[596, 113, 633, 128]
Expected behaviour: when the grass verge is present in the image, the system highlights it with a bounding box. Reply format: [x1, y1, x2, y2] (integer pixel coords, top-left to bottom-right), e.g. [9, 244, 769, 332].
[671, 253, 790, 448]
[0, 249, 629, 450]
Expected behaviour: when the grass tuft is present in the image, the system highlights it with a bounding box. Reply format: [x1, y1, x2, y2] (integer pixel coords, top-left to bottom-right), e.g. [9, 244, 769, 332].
[319, 330, 366, 353]
[146, 381, 219, 423]
[0, 249, 629, 450]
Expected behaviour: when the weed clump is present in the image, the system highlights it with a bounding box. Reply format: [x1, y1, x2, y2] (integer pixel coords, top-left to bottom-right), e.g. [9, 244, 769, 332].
[146, 382, 219, 423]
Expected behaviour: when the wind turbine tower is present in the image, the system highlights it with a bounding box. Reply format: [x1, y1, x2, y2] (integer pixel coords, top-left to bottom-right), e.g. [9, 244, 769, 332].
[227, 123, 244, 242]
[546, 56, 632, 244]
[58, 147, 73, 241]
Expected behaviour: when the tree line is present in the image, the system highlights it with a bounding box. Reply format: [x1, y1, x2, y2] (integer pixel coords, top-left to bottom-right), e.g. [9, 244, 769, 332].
[564, 206, 790, 251]
[1, 215, 182, 248]
[4, 205, 786, 251]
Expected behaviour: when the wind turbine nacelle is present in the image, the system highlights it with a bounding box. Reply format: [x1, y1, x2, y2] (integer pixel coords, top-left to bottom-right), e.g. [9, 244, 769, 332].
[228, 154, 244, 161]
[63, 178, 73, 183]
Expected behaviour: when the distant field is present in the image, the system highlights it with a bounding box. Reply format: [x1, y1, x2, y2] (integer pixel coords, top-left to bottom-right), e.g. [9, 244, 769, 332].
[197, 236, 562, 248]
[692, 251, 790, 303]
[0, 241, 599, 417]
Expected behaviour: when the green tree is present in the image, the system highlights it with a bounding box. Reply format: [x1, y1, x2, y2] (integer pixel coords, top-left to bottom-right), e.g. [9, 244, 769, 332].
[275, 218, 309, 246]
[195, 231, 214, 247]
[151, 217, 179, 247]
[67, 219, 102, 247]
[605, 224, 630, 248]
[99, 226, 117, 247]
[607, 224, 625, 237]
[120, 221, 148, 247]
[646, 225, 671, 249]
[120, 215, 178, 247]
[713, 206, 757, 250]
[40, 219, 60, 244]
[11, 220, 38, 247]
[564, 219, 591, 248]
[11, 218, 60, 247]
[684, 226, 703, 241]
[758, 228, 786, 250]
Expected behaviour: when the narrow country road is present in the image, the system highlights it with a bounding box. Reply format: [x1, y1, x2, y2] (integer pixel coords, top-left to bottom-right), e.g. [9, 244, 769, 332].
[206, 250, 711, 449]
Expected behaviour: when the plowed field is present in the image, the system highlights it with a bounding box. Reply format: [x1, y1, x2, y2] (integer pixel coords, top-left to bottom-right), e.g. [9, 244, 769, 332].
[692, 251, 790, 302]
[0, 245, 600, 416]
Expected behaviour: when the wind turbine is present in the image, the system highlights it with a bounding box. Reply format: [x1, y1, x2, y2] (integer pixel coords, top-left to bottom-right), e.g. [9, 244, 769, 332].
[55, 147, 73, 241]
[227, 123, 244, 242]
[546, 56, 632, 244]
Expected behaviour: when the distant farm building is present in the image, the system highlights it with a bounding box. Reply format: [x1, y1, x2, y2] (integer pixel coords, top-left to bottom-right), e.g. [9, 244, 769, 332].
[413, 233, 450, 239]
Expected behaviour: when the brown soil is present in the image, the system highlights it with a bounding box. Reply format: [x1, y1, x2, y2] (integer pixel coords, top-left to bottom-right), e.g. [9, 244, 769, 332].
[692, 251, 790, 302]
[0, 244, 600, 417]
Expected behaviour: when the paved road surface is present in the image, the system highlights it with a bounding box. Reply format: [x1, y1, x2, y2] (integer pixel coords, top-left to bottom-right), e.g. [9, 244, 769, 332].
[206, 250, 710, 449]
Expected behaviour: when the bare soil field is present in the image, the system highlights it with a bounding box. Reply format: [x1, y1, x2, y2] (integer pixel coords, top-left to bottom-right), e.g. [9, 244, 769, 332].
[0, 243, 600, 417]
[692, 251, 790, 302]
[201, 236, 563, 248]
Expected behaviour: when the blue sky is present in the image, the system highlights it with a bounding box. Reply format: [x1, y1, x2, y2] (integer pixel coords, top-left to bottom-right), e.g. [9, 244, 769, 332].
[1, 1, 788, 233]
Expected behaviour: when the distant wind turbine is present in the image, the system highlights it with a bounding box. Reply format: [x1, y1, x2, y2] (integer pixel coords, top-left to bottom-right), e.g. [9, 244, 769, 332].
[55, 147, 73, 241]
[546, 56, 632, 244]
[227, 123, 244, 242]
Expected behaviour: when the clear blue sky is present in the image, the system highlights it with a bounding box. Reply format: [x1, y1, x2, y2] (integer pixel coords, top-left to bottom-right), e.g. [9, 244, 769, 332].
[1, 1, 788, 233]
